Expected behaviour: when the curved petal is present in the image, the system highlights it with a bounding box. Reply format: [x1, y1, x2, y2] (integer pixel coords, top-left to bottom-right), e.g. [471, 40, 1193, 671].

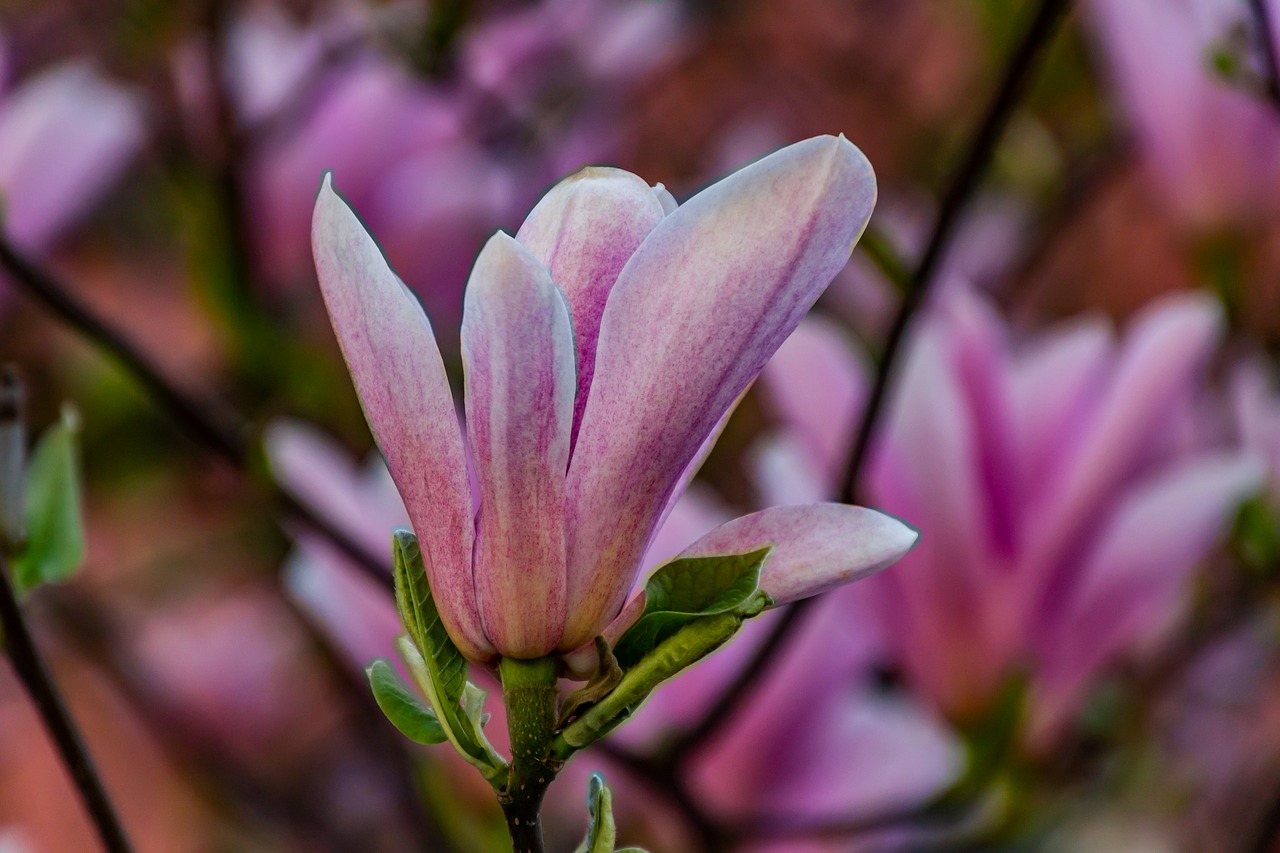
[562, 135, 877, 649]
[311, 176, 490, 660]
[462, 233, 576, 657]
[516, 166, 666, 442]
[679, 503, 917, 606]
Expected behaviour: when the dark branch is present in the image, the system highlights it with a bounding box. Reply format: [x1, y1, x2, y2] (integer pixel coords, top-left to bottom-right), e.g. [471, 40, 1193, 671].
[672, 0, 1073, 760]
[1251, 0, 1280, 112]
[0, 556, 133, 853]
[0, 238, 391, 591]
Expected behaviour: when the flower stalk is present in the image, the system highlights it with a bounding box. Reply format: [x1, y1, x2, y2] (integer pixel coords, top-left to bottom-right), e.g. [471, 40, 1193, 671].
[499, 656, 561, 853]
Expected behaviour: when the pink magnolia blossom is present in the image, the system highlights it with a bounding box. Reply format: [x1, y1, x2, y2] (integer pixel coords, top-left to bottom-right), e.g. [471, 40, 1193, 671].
[0, 49, 144, 249]
[1085, 0, 1280, 228]
[311, 135, 917, 663]
[269, 423, 957, 849]
[759, 288, 1264, 743]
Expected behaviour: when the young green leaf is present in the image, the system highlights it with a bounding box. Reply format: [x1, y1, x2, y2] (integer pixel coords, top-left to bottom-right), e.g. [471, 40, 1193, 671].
[613, 547, 772, 668]
[392, 530, 506, 782]
[366, 658, 448, 745]
[12, 407, 84, 593]
[575, 773, 618, 853]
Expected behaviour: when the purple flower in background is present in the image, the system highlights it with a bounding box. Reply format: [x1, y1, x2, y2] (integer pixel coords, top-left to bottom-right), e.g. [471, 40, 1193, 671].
[760, 288, 1263, 743]
[1085, 0, 1280, 229]
[311, 134, 918, 663]
[0, 45, 143, 249]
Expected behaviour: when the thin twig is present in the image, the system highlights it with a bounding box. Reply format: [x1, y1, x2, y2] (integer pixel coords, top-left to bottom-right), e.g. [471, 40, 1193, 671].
[0, 557, 133, 853]
[1250, 0, 1280, 112]
[671, 0, 1073, 762]
[0, 238, 391, 591]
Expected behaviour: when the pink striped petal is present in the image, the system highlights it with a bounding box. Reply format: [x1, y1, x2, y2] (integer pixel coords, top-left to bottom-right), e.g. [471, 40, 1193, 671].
[516, 167, 666, 442]
[311, 176, 490, 661]
[679, 504, 917, 606]
[462, 233, 576, 657]
[561, 135, 877, 649]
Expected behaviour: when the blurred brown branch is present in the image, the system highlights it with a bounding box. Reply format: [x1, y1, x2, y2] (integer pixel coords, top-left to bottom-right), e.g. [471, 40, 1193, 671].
[0, 237, 391, 592]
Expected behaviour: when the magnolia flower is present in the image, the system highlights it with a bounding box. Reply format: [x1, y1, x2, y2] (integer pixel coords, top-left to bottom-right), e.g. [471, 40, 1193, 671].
[310, 134, 918, 665]
[1085, 0, 1280, 228]
[269, 422, 956, 847]
[0, 50, 143, 248]
[758, 287, 1264, 743]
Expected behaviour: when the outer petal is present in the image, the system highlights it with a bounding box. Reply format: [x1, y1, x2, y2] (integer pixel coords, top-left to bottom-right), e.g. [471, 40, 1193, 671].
[516, 166, 666, 441]
[311, 176, 490, 660]
[0, 62, 143, 248]
[462, 233, 576, 657]
[562, 135, 877, 648]
[679, 504, 917, 606]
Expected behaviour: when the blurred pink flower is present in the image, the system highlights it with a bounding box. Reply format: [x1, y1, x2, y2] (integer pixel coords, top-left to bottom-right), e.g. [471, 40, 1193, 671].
[759, 288, 1264, 744]
[1086, 0, 1280, 229]
[192, 0, 684, 343]
[0, 49, 144, 248]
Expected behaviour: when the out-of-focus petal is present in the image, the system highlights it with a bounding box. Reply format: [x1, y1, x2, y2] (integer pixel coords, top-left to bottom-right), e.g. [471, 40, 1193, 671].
[1033, 452, 1263, 738]
[462, 233, 575, 657]
[1021, 292, 1224, 618]
[311, 177, 490, 660]
[760, 315, 868, 490]
[0, 62, 143, 247]
[562, 134, 877, 649]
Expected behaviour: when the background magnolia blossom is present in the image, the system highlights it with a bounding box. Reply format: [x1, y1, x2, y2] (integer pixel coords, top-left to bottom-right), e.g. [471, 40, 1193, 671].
[4, 0, 1280, 850]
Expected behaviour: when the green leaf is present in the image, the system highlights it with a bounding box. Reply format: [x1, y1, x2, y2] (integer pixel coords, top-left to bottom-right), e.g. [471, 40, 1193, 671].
[13, 407, 84, 593]
[366, 658, 448, 745]
[574, 773, 618, 853]
[392, 530, 506, 782]
[613, 547, 772, 668]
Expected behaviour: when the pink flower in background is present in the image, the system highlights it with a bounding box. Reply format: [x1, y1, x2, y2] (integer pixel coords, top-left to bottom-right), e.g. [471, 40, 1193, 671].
[759, 288, 1264, 743]
[196, 0, 683, 342]
[1085, 0, 1280, 228]
[311, 134, 916, 663]
[0, 48, 144, 249]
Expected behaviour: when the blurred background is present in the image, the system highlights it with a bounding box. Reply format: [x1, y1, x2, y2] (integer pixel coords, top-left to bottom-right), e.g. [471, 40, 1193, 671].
[1, 0, 1280, 850]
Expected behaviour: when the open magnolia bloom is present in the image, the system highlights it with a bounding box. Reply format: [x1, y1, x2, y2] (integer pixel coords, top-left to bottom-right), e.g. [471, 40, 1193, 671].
[311, 134, 916, 669]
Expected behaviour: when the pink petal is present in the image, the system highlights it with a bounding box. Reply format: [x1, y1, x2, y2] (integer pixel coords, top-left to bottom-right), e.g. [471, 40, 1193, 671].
[562, 134, 877, 649]
[760, 315, 868, 491]
[1021, 292, 1224, 619]
[311, 176, 490, 661]
[1032, 452, 1262, 740]
[679, 504, 917, 606]
[462, 233, 576, 657]
[516, 166, 666, 443]
[0, 62, 143, 248]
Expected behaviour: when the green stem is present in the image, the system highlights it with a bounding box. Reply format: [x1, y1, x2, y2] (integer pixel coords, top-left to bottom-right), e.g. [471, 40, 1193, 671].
[553, 609, 747, 761]
[499, 656, 560, 853]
